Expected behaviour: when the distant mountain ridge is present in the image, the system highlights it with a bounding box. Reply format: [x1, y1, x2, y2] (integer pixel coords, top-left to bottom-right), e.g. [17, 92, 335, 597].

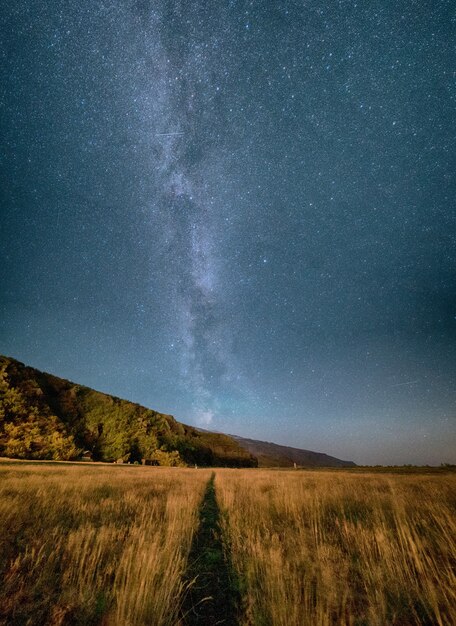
[231, 435, 356, 468]
[0, 354, 356, 468]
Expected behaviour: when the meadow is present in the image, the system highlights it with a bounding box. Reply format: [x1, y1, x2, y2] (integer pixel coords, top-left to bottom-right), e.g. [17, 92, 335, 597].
[0, 462, 455, 625]
[217, 469, 456, 626]
[0, 463, 210, 626]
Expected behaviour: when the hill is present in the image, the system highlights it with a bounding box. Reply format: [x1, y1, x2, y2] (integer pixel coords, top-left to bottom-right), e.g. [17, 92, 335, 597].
[0, 355, 256, 467]
[0, 354, 356, 468]
[231, 435, 356, 468]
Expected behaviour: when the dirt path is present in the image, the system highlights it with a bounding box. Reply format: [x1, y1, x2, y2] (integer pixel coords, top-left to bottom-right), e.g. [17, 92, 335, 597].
[181, 473, 240, 625]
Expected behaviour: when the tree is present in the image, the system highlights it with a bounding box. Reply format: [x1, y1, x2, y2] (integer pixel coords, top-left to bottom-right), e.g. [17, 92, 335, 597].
[0, 364, 79, 460]
[151, 448, 185, 467]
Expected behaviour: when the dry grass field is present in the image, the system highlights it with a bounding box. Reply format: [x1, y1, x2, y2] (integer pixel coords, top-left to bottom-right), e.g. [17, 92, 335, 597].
[216, 469, 456, 626]
[1, 463, 455, 625]
[0, 463, 210, 626]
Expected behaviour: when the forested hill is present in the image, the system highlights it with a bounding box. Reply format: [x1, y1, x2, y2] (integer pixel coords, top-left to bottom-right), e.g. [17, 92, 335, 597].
[0, 355, 257, 467]
[0, 354, 357, 468]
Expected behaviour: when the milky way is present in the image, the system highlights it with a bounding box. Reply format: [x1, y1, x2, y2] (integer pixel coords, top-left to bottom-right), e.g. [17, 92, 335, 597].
[1, 0, 455, 464]
[139, 8, 249, 425]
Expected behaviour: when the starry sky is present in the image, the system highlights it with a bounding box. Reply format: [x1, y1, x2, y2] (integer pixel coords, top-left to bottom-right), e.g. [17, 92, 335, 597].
[1, 0, 455, 465]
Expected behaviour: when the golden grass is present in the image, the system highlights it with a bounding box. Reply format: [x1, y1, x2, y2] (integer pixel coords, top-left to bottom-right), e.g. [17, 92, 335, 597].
[216, 469, 456, 626]
[2, 463, 455, 625]
[0, 463, 210, 626]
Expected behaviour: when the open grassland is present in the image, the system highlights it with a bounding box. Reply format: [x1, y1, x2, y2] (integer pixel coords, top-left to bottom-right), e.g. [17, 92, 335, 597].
[0, 463, 210, 626]
[1, 463, 455, 626]
[216, 469, 456, 626]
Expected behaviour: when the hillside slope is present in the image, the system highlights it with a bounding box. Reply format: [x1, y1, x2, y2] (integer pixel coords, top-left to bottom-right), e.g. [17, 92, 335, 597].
[0, 355, 257, 467]
[231, 435, 356, 468]
[0, 354, 356, 468]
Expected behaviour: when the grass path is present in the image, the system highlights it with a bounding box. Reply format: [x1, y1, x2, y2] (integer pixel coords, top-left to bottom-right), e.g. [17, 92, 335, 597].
[182, 473, 240, 625]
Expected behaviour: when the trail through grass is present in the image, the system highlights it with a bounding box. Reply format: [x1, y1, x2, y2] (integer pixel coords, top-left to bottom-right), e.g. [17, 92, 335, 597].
[182, 473, 240, 625]
[1, 463, 455, 625]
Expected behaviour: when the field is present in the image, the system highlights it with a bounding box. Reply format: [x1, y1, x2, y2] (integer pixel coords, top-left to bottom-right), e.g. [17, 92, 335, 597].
[0, 463, 455, 625]
[216, 469, 456, 626]
[0, 463, 211, 625]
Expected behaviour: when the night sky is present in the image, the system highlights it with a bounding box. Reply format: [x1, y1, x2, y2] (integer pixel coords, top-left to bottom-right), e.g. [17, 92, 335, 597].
[1, 1, 455, 465]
